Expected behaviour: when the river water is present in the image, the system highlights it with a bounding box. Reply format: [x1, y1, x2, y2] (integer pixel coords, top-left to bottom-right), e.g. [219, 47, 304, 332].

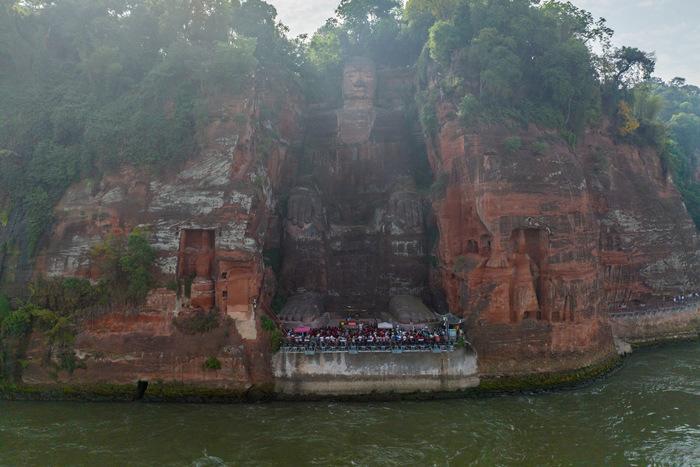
[1, 342, 699, 466]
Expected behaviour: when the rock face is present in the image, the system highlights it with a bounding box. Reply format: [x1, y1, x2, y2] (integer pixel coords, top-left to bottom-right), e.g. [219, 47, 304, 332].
[7, 55, 700, 391]
[425, 97, 700, 375]
[279, 57, 431, 323]
[23, 80, 304, 389]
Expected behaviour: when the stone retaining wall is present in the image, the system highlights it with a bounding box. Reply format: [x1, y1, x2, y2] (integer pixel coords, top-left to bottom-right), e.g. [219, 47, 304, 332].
[609, 303, 700, 345]
[273, 348, 479, 397]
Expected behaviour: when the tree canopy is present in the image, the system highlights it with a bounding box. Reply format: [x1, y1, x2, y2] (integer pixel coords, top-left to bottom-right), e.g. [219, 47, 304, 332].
[1, 0, 699, 274]
[0, 0, 296, 255]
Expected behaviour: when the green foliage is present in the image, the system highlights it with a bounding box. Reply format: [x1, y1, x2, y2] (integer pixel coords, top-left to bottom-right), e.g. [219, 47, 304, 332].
[406, 0, 460, 22]
[417, 89, 440, 135]
[0, 0, 288, 260]
[632, 85, 664, 122]
[609, 47, 656, 89]
[531, 141, 550, 156]
[25, 188, 54, 256]
[0, 294, 10, 319]
[457, 93, 480, 127]
[643, 78, 700, 228]
[428, 20, 461, 67]
[58, 350, 84, 375]
[1, 307, 32, 338]
[120, 230, 157, 302]
[263, 248, 282, 275]
[559, 129, 578, 149]
[303, 0, 425, 104]
[261, 315, 277, 332]
[503, 136, 522, 154]
[468, 28, 522, 103]
[91, 229, 156, 305]
[669, 113, 700, 157]
[410, 0, 619, 137]
[203, 356, 222, 370]
[260, 315, 282, 352]
[592, 148, 610, 175]
[336, 0, 402, 45]
[269, 330, 283, 353]
[29, 277, 104, 315]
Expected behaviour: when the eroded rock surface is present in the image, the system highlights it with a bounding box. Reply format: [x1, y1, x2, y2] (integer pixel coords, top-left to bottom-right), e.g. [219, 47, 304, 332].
[279, 57, 430, 320]
[24, 81, 304, 389]
[425, 97, 700, 374]
[10, 55, 700, 389]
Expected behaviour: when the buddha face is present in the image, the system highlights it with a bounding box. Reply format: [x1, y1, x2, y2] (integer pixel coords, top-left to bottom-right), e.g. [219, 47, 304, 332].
[342, 58, 376, 104]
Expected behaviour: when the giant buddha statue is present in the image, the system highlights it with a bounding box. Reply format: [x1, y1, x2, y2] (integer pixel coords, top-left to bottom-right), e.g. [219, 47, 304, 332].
[278, 57, 430, 323]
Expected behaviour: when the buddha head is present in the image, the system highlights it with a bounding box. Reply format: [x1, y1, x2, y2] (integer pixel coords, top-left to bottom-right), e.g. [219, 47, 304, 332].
[342, 57, 377, 107]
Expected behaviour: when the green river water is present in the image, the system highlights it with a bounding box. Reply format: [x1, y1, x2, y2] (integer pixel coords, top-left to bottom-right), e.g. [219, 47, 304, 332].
[1, 341, 699, 466]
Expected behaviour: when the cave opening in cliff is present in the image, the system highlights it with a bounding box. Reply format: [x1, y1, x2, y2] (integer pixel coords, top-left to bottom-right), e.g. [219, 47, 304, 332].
[177, 229, 216, 280]
[177, 229, 217, 310]
[135, 380, 148, 400]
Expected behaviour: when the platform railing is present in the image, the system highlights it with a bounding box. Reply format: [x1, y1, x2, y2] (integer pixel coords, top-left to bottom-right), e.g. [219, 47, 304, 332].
[280, 342, 456, 354]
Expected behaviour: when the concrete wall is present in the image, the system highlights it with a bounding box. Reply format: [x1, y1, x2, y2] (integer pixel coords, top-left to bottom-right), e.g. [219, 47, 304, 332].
[610, 303, 700, 345]
[273, 348, 479, 397]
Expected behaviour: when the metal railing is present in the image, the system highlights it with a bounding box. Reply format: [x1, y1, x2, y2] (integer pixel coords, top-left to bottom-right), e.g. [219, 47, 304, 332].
[280, 342, 456, 354]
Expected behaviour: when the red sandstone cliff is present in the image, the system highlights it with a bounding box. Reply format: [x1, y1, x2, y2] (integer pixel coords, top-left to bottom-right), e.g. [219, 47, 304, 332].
[425, 97, 700, 375]
[21, 79, 304, 391]
[10, 60, 700, 391]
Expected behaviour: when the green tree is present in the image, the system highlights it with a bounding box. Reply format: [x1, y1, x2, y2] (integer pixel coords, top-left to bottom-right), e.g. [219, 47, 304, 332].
[669, 113, 700, 160]
[428, 20, 461, 67]
[468, 28, 521, 102]
[609, 46, 656, 89]
[1, 307, 31, 337]
[91, 229, 156, 304]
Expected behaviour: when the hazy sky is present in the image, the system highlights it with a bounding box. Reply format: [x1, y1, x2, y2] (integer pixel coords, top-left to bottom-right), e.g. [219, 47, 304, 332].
[270, 0, 700, 84]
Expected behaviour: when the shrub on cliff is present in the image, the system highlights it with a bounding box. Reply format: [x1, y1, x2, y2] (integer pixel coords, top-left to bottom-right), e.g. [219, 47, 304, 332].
[428, 20, 461, 67]
[91, 229, 156, 306]
[29, 277, 105, 317]
[0, 307, 32, 338]
[261, 315, 282, 352]
[203, 357, 222, 370]
[458, 93, 480, 127]
[0, 295, 9, 320]
[503, 137, 523, 154]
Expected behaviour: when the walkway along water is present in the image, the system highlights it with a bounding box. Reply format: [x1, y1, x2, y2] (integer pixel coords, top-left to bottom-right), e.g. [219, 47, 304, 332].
[609, 299, 700, 346]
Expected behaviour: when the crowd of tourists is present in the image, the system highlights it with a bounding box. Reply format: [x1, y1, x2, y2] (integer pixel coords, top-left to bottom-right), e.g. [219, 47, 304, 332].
[282, 324, 454, 352]
[670, 293, 700, 303]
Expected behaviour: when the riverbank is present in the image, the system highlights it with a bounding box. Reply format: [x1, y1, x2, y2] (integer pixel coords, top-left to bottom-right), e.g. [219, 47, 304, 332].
[8, 309, 699, 404]
[3, 341, 699, 466]
[0, 353, 624, 403]
[609, 302, 700, 346]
